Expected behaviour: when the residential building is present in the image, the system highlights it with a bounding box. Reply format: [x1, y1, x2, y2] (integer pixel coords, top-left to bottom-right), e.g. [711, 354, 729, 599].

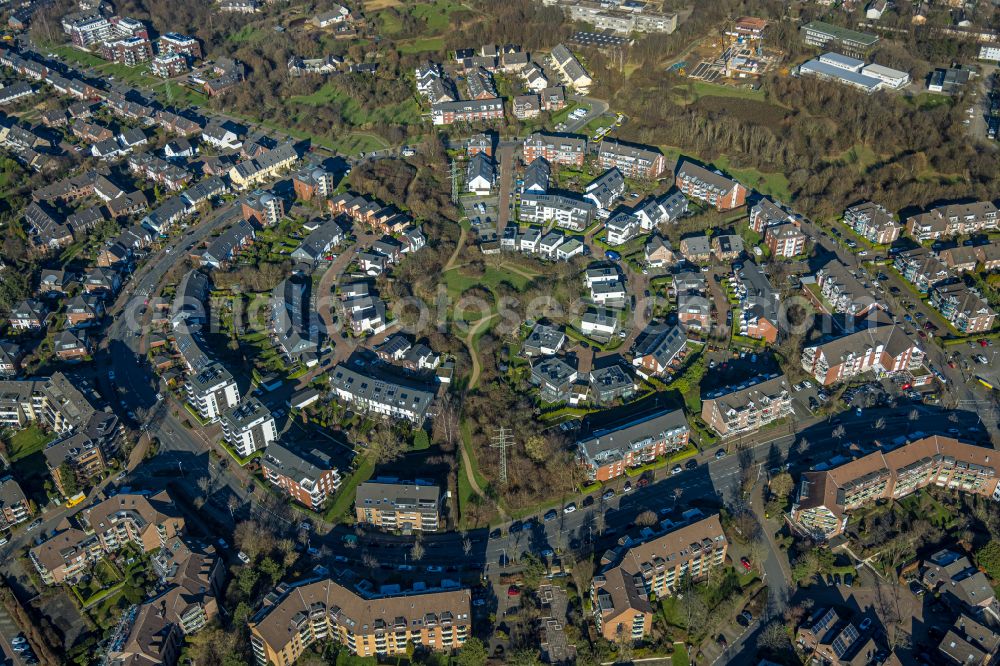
[200, 220, 255, 269]
[674, 271, 710, 330]
[765, 223, 806, 258]
[711, 234, 744, 261]
[930, 282, 996, 334]
[430, 98, 504, 125]
[597, 140, 665, 179]
[584, 168, 625, 215]
[292, 166, 335, 202]
[632, 323, 687, 377]
[644, 235, 676, 268]
[9, 298, 47, 331]
[749, 198, 791, 234]
[523, 323, 566, 357]
[592, 515, 727, 642]
[290, 218, 345, 266]
[675, 161, 748, 211]
[922, 550, 997, 612]
[466, 67, 497, 100]
[938, 614, 1000, 665]
[550, 44, 592, 92]
[228, 143, 298, 189]
[734, 262, 780, 343]
[513, 94, 541, 119]
[605, 212, 641, 246]
[795, 607, 877, 666]
[248, 579, 470, 662]
[220, 398, 277, 458]
[531, 356, 579, 403]
[634, 191, 688, 231]
[813, 259, 883, 318]
[523, 158, 550, 194]
[581, 309, 618, 339]
[466, 153, 496, 196]
[801, 325, 923, 386]
[791, 436, 1000, 540]
[185, 362, 240, 422]
[159, 32, 202, 59]
[241, 190, 284, 227]
[589, 364, 637, 404]
[894, 248, 949, 293]
[799, 21, 879, 58]
[465, 132, 493, 157]
[701, 375, 793, 437]
[355, 480, 441, 532]
[523, 132, 586, 167]
[844, 201, 900, 244]
[272, 275, 319, 361]
[0, 477, 30, 530]
[519, 193, 595, 231]
[329, 365, 435, 423]
[906, 201, 1000, 242]
[576, 408, 689, 481]
[262, 442, 342, 510]
[30, 490, 183, 584]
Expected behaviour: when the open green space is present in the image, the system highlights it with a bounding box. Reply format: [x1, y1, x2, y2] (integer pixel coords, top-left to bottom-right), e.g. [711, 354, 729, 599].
[324, 453, 376, 523]
[289, 82, 423, 127]
[49, 44, 105, 68]
[397, 37, 446, 54]
[7, 425, 52, 462]
[410, 0, 469, 31]
[443, 265, 534, 299]
[681, 80, 767, 103]
[711, 155, 791, 202]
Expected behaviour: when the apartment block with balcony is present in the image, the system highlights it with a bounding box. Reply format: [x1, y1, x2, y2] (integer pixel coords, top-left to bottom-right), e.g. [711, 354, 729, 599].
[220, 398, 277, 458]
[592, 515, 727, 642]
[791, 436, 1000, 540]
[248, 579, 471, 663]
[184, 362, 240, 423]
[0, 476, 30, 530]
[576, 409, 689, 481]
[701, 375, 792, 437]
[675, 161, 748, 211]
[813, 259, 883, 318]
[893, 247, 949, 293]
[906, 201, 999, 242]
[522, 132, 587, 167]
[261, 441, 342, 510]
[800, 324, 923, 386]
[597, 140, 666, 179]
[355, 480, 441, 532]
[929, 282, 997, 334]
[843, 201, 900, 244]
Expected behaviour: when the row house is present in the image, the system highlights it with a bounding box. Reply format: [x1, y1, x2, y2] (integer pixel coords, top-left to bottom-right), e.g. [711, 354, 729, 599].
[329, 364, 435, 423]
[523, 132, 586, 167]
[701, 374, 792, 437]
[466, 67, 497, 100]
[791, 436, 1000, 540]
[128, 152, 191, 191]
[844, 201, 900, 244]
[940, 242, 1000, 273]
[576, 408, 689, 481]
[431, 98, 504, 125]
[592, 516, 727, 642]
[675, 161, 748, 211]
[262, 442, 342, 511]
[930, 282, 996, 334]
[228, 143, 299, 189]
[597, 140, 666, 179]
[248, 579, 470, 663]
[800, 324, 923, 386]
[906, 201, 1000, 241]
[199, 219, 256, 268]
[550, 43, 592, 92]
[894, 247, 949, 292]
[328, 193, 413, 234]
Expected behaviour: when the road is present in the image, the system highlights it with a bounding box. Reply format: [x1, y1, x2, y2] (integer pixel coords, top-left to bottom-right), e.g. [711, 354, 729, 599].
[495, 143, 515, 232]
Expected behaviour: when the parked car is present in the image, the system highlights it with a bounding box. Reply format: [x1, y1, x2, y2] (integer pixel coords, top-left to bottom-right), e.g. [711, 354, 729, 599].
[671, 465, 682, 475]
[602, 489, 615, 501]
[507, 585, 520, 597]
[27, 518, 42, 531]
[740, 556, 752, 571]
[544, 509, 558, 522]
[563, 503, 577, 514]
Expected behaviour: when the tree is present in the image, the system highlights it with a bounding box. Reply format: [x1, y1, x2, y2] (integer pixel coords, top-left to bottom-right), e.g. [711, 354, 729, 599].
[831, 425, 846, 443]
[410, 538, 425, 562]
[572, 558, 594, 596]
[635, 510, 658, 527]
[976, 540, 1000, 580]
[769, 472, 794, 499]
[58, 462, 80, 496]
[463, 535, 472, 557]
[368, 422, 406, 463]
[524, 435, 548, 463]
[259, 557, 282, 585]
[455, 637, 488, 666]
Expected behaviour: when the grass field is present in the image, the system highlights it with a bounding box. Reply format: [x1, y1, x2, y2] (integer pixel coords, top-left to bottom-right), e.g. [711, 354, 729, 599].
[324, 453, 376, 523]
[681, 80, 767, 103]
[712, 154, 792, 201]
[443, 265, 534, 300]
[397, 37, 447, 54]
[8, 425, 52, 462]
[410, 0, 467, 31]
[50, 45, 105, 68]
[289, 82, 423, 126]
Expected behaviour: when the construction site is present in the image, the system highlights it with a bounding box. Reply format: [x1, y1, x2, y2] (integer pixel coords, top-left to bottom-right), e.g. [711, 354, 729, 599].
[678, 17, 785, 85]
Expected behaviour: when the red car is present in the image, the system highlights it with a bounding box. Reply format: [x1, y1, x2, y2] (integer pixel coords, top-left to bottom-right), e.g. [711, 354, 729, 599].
[740, 557, 752, 572]
[981, 339, 989, 347]
[507, 585, 520, 597]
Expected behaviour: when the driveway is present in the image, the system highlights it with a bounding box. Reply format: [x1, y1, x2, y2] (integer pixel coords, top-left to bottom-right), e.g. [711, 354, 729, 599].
[563, 94, 609, 133]
[495, 143, 516, 232]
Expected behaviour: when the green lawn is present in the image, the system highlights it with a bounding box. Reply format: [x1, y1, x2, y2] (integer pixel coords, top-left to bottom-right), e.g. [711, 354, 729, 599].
[377, 10, 404, 35]
[7, 425, 52, 462]
[443, 265, 533, 300]
[289, 82, 423, 127]
[328, 133, 390, 155]
[672, 644, 691, 666]
[397, 37, 446, 54]
[711, 155, 791, 202]
[50, 45, 105, 68]
[324, 453, 375, 523]
[228, 24, 265, 44]
[410, 0, 467, 31]
[684, 80, 767, 103]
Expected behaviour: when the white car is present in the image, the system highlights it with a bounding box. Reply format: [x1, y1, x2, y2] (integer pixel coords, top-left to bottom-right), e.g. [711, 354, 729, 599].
[671, 465, 682, 475]
[237, 551, 251, 564]
[563, 503, 577, 514]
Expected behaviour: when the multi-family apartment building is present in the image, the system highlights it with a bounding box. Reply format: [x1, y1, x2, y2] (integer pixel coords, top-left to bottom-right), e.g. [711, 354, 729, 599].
[906, 201, 1000, 241]
[795, 606, 878, 666]
[930, 282, 997, 334]
[592, 515, 727, 642]
[185, 362, 240, 422]
[0, 476, 30, 530]
[734, 262, 780, 343]
[673, 271, 711, 330]
[329, 365, 435, 423]
[262, 441, 342, 510]
[813, 259, 883, 318]
[30, 491, 184, 584]
[292, 166, 335, 202]
[220, 398, 277, 458]
[801, 325, 923, 386]
[550, 43, 592, 92]
[765, 223, 806, 258]
[894, 247, 950, 292]
[675, 161, 748, 211]
[249, 579, 470, 663]
[159, 32, 202, 59]
[631, 323, 687, 377]
[228, 143, 299, 189]
[523, 132, 586, 167]
[749, 198, 790, 234]
[843, 201, 900, 244]
[701, 375, 792, 437]
[430, 98, 504, 125]
[355, 480, 441, 532]
[519, 192, 595, 231]
[597, 140, 666, 179]
[576, 409, 689, 481]
[791, 436, 1000, 540]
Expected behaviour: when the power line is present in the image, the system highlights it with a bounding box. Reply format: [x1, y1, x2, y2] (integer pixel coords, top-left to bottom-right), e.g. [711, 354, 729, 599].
[491, 426, 511, 487]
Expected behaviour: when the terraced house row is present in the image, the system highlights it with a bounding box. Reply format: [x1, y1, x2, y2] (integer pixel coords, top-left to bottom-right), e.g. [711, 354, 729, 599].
[791, 435, 1000, 539]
